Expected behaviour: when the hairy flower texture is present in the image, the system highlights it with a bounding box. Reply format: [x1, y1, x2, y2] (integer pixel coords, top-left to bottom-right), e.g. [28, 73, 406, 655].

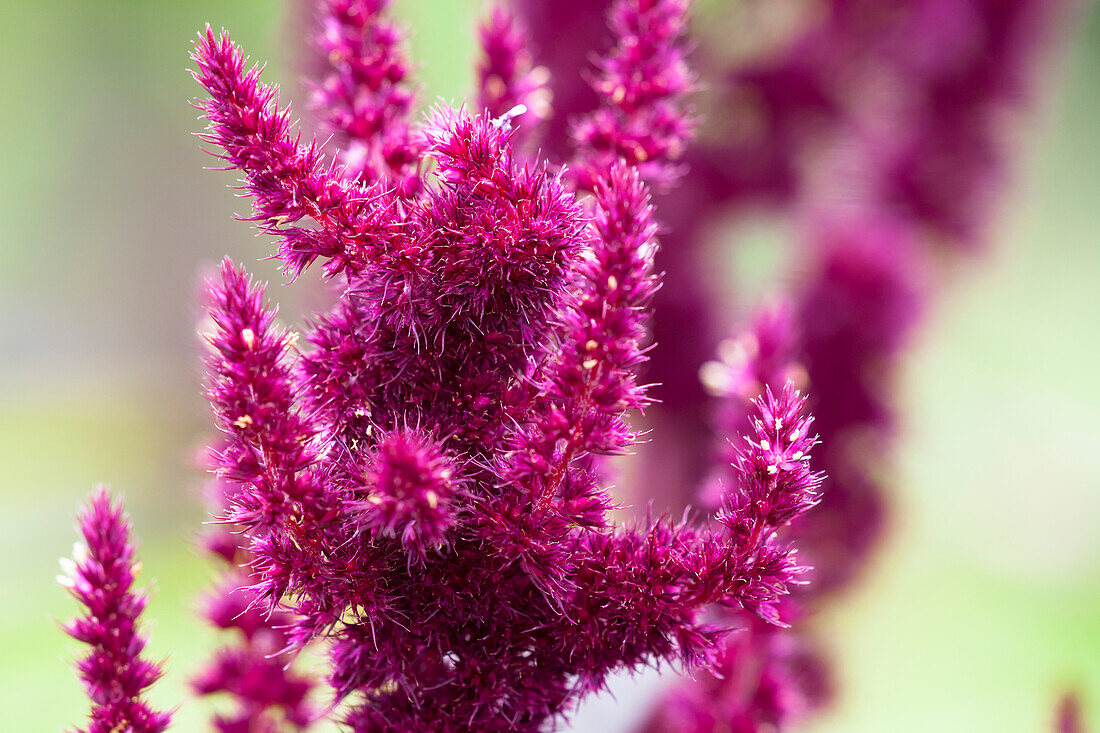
[298, 105, 587, 456]
[203, 258, 325, 535]
[192, 28, 403, 279]
[201, 258, 368, 644]
[309, 0, 423, 194]
[354, 429, 461, 562]
[483, 161, 659, 600]
[714, 385, 822, 620]
[571, 0, 696, 190]
[190, 22, 825, 727]
[60, 488, 171, 733]
[192, 466, 316, 731]
[698, 250, 918, 580]
[501, 162, 658, 507]
[642, 305, 818, 733]
[475, 5, 550, 150]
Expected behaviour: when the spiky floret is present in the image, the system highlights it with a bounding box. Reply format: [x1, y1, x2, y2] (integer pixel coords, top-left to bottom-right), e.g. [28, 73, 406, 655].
[309, 0, 423, 193]
[192, 27, 403, 279]
[191, 24, 821, 732]
[60, 488, 171, 733]
[202, 258, 323, 533]
[355, 428, 462, 562]
[717, 384, 822, 609]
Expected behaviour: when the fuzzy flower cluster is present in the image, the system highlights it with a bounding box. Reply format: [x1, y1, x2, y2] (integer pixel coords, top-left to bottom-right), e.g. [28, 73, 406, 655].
[60, 488, 171, 733]
[54, 0, 1075, 731]
[166, 0, 820, 727]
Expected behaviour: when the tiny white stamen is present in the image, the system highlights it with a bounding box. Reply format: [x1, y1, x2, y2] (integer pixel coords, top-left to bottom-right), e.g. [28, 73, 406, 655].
[241, 327, 256, 350]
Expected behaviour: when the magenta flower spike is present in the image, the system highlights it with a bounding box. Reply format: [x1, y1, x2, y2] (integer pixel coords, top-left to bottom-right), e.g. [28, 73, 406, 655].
[475, 4, 550, 149]
[192, 27, 404, 279]
[308, 0, 423, 193]
[60, 488, 171, 733]
[185, 17, 825, 725]
[570, 0, 696, 190]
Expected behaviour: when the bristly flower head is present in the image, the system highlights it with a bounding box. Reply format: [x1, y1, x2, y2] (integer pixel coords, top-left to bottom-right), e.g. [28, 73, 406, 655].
[60, 488, 171, 733]
[355, 428, 462, 562]
[187, 5, 825, 723]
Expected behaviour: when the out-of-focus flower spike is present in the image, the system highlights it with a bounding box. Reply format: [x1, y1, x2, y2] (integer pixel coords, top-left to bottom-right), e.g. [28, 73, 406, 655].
[62, 488, 171, 733]
[571, 0, 696, 189]
[309, 0, 423, 193]
[476, 5, 551, 149]
[191, 452, 318, 730]
[1056, 691, 1087, 733]
[191, 26, 403, 278]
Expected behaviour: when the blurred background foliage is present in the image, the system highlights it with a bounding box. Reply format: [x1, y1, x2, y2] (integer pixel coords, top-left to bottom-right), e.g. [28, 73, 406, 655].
[0, 1, 1096, 730]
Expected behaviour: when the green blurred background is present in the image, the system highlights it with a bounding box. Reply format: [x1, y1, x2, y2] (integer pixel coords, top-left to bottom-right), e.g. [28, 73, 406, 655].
[0, 1, 1096, 730]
